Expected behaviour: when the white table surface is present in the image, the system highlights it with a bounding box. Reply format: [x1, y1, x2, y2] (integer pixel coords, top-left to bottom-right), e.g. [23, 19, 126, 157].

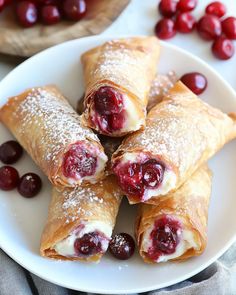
[0, 0, 235, 290]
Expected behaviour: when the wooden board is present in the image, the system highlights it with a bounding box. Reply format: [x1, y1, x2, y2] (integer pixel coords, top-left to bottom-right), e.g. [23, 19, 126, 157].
[0, 0, 130, 57]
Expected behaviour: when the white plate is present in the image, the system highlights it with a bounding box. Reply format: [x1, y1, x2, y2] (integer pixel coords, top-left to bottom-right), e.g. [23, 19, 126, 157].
[0, 35, 236, 294]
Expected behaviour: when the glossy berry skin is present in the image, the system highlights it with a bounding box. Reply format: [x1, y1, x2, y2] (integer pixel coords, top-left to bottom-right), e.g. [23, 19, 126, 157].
[41, 5, 61, 25]
[154, 18, 176, 40]
[74, 232, 102, 256]
[212, 37, 235, 60]
[0, 0, 5, 12]
[0, 141, 23, 164]
[16, 1, 38, 28]
[197, 15, 222, 41]
[177, 0, 197, 12]
[175, 12, 196, 33]
[158, 0, 178, 18]
[180, 72, 208, 95]
[222, 17, 236, 40]
[63, 0, 86, 21]
[0, 166, 20, 191]
[17, 173, 42, 198]
[109, 233, 135, 260]
[205, 1, 226, 18]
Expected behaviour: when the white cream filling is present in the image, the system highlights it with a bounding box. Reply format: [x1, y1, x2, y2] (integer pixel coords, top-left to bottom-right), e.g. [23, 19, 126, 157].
[142, 221, 198, 263]
[121, 152, 177, 201]
[54, 221, 112, 257]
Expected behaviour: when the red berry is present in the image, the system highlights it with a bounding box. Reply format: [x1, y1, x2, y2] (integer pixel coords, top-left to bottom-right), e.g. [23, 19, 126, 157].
[0, 141, 23, 164]
[197, 15, 222, 40]
[74, 233, 103, 256]
[212, 36, 235, 60]
[17, 173, 42, 198]
[154, 18, 176, 40]
[175, 12, 196, 33]
[41, 4, 61, 25]
[0, 166, 19, 191]
[63, 0, 86, 21]
[158, 0, 178, 18]
[16, 1, 38, 28]
[180, 72, 208, 95]
[109, 233, 135, 260]
[142, 160, 164, 189]
[205, 1, 226, 18]
[177, 0, 197, 12]
[222, 17, 236, 40]
[0, 0, 5, 12]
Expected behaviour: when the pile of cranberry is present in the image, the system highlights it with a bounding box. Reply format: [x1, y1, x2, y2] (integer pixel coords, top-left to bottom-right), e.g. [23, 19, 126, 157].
[155, 0, 236, 60]
[0, 140, 42, 198]
[0, 0, 86, 28]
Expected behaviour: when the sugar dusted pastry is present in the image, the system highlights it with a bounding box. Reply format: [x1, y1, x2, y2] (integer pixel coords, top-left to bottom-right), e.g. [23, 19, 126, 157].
[81, 37, 160, 137]
[40, 175, 122, 262]
[0, 86, 107, 187]
[136, 165, 212, 263]
[112, 81, 236, 204]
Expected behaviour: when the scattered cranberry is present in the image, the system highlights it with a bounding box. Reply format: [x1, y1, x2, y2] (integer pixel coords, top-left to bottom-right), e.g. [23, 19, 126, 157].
[74, 232, 102, 256]
[0, 166, 19, 191]
[0, 141, 23, 164]
[206, 1, 226, 18]
[41, 4, 61, 25]
[158, 0, 178, 18]
[16, 1, 38, 28]
[0, 0, 5, 12]
[17, 173, 42, 198]
[212, 36, 235, 60]
[180, 72, 207, 95]
[109, 233, 135, 260]
[222, 17, 236, 40]
[197, 15, 222, 40]
[177, 0, 197, 12]
[175, 12, 196, 33]
[63, 0, 86, 21]
[154, 18, 176, 40]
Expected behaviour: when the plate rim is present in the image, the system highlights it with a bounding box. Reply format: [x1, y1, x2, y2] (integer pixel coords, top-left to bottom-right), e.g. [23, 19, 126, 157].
[0, 34, 236, 294]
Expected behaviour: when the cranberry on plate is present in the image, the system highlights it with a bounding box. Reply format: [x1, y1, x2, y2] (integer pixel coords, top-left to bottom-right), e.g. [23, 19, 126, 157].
[212, 36, 235, 60]
[205, 1, 226, 18]
[109, 233, 135, 260]
[17, 172, 42, 198]
[0, 166, 20, 191]
[180, 72, 208, 95]
[177, 0, 198, 12]
[154, 18, 176, 40]
[158, 0, 178, 18]
[197, 14, 222, 41]
[222, 17, 236, 40]
[16, 1, 38, 28]
[175, 12, 196, 33]
[0, 140, 23, 164]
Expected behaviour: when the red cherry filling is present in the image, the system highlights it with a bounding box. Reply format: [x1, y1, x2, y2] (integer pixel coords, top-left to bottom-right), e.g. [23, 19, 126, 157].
[62, 142, 97, 180]
[92, 86, 125, 133]
[74, 232, 103, 256]
[113, 159, 164, 200]
[147, 215, 181, 261]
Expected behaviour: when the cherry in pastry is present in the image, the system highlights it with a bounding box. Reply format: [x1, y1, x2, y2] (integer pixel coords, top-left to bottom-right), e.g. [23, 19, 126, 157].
[74, 232, 103, 256]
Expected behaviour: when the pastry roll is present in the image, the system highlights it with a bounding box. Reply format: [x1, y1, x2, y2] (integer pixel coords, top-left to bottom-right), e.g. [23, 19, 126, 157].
[135, 165, 212, 263]
[81, 37, 160, 137]
[112, 81, 236, 204]
[40, 175, 122, 262]
[0, 86, 107, 187]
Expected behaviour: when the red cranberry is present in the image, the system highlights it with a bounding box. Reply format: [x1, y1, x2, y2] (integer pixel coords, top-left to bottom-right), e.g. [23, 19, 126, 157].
[16, 1, 38, 28]
[177, 0, 197, 12]
[142, 160, 164, 189]
[74, 232, 102, 256]
[205, 1, 226, 18]
[175, 12, 196, 33]
[0, 166, 19, 191]
[109, 233, 135, 260]
[17, 173, 42, 198]
[0, 141, 23, 164]
[158, 0, 178, 17]
[41, 4, 61, 25]
[222, 17, 236, 40]
[63, 0, 86, 21]
[180, 72, 207, 95]
[197, 15, 222, 40]
[147, 216, 181, 260]
[62, 143, 97, 179]
[94, 86, 123, 116]
[154, 18, 176, 40]
[0, 0, 5, 12]
[212, 37, 235, 60]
